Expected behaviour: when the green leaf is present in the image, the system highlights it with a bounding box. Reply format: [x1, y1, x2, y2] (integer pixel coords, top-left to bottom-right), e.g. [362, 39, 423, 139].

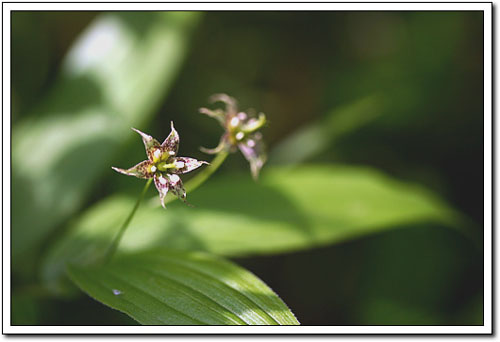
[66, 249, 299, 325]
[12, 12, 201, 270]
[42, 165, 463, 294]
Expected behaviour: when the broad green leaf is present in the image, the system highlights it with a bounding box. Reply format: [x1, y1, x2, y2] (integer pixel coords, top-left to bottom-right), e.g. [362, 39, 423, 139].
[12, 12, 201, 269]
[42, 165, 463, 294]
[269, 95, 384, 165]
[67, 249, 299, 325]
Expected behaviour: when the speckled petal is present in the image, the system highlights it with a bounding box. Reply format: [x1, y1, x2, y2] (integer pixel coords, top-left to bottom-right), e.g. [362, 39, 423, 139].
[112, 160, 154, 179]
[154, 173, 170, 208]
[171, 157, 209, 175]
[167, 173, 191, 206]
[161, 121, 179, 156]
[238, 133, 266, 180]
[132, 128, 161, 162]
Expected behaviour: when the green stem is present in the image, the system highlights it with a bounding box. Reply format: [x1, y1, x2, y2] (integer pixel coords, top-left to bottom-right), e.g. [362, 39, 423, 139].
[103, 178, 153, 263]
[105, 150, 229, 261]
[186, 150, 229, 193]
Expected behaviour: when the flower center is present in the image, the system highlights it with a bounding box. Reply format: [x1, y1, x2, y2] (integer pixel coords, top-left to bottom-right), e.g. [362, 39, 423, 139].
[152, 149, 162, 163]
[155, 160, 186, 173]
[226, 113, 266, 145]
[235, 132, 245, 141]
[157, 162, 175, 172]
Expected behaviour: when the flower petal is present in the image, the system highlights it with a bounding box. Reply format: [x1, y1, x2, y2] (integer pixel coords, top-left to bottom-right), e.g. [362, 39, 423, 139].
[238, 133, 266, 180]
[241, 113, 266, 133]
[200, 134, 230, 155]
[112, 160, 154, 179]
[154, 173, 170, 209]
[171, 157, 209, 174]
[199, 107, 225, 125]
[209, 93, 237, 116]
[161, 121, 179, 156]
[132, 128, 161, 162]
[167, 173, 192, 206]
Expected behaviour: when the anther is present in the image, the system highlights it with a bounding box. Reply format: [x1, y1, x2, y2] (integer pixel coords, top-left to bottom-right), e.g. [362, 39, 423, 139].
[235, 132, 245, 141]
[230, 117, 240, 128]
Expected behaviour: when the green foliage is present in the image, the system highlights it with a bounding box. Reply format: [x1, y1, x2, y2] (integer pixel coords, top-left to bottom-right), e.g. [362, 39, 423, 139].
[42, 165, 460, 295]
[11, 11, 201, 272]
[11, 11, 484, 326]
[67, 249, 299, 325]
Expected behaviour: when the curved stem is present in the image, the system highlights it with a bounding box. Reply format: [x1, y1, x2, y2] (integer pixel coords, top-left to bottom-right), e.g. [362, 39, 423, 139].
[104, 150, 229, 261]
[103, 178, 153, 263]
[186, 150, 229, 193]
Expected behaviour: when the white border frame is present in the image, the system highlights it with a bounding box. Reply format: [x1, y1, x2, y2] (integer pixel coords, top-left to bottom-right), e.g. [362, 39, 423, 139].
[2, 2, 492, 335]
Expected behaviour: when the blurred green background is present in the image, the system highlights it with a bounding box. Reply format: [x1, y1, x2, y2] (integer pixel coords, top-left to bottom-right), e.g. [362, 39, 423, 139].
[11, 11, 484, 325]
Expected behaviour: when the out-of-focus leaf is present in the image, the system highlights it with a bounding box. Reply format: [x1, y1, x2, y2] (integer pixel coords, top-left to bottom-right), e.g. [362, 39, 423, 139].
[43, 165, 463, 294]
[269, 95, 384, 165]
[12, 12, 201, 270]
[67, 249, 299, 325]
[354, 225, 483, 325]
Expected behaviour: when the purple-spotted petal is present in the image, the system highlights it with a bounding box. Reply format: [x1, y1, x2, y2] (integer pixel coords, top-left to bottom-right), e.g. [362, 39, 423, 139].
[112, 160, 154, 179]
[167, 173, 191, 206]
[238, 134, 266, 180]
[161, 121, 179, 156]
[132, 128, 161, 162]
[171, 157, 209, 174]
[154, 173, 170, 208]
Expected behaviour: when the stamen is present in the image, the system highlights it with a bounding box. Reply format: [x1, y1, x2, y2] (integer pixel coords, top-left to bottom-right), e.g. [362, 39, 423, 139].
[237, 112, 248, 121]
[174, 161, 185, 169]
[170, 174, 180, 183]
[153, 149, 162, 159]
[230, 117, 240, 128]
[150, 165, 157, 172]
[159, 176, 167, 185]
[235, 132, 245, 141]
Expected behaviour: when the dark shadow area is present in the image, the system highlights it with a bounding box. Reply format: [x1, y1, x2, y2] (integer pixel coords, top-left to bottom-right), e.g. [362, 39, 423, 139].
[235, 222, 483, 325]
[115, 11, 159, 38]
[11, 290, 138, 326]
